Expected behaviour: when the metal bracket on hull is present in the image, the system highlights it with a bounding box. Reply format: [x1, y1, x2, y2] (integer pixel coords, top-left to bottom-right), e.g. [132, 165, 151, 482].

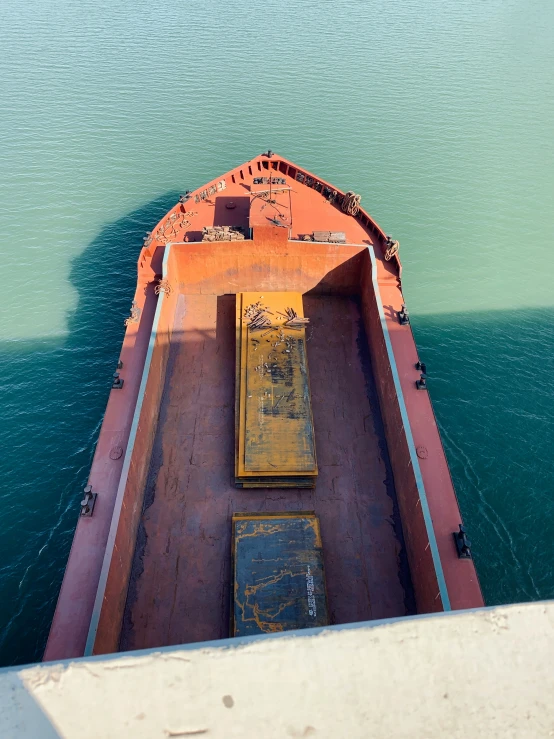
[80, 486, 97, 517]
[453, 525, 472, 559]
[416, 374, 428, 390]
[112, 372, 124, 389]
[398, 304, 410, 325]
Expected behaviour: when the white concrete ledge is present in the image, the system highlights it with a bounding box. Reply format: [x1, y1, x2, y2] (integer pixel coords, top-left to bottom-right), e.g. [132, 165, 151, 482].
[1, 602, 553, 738]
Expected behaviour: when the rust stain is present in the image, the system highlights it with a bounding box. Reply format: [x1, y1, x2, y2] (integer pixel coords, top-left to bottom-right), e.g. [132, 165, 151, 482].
[234, 522, 287, 540]
[232, 513, 328, 636]
[236, 292, 317, 483]
[244, 569, 299, 595]
[304, 517, 323, 549]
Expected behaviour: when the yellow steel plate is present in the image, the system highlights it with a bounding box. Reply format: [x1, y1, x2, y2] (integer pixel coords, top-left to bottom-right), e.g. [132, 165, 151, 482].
[236, 292, 317, 477]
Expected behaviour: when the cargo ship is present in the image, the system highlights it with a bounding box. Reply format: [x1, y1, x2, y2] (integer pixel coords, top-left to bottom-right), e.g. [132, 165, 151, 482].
[44, 152, 483, 660]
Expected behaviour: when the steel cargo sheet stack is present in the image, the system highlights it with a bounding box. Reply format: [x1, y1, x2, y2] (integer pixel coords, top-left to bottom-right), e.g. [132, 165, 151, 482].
[232, 512, 329, 636]
[235, 292, 317, 488]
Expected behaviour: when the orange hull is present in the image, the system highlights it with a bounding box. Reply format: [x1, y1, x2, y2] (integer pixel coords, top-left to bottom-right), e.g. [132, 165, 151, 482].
[44, 152, 483, 661]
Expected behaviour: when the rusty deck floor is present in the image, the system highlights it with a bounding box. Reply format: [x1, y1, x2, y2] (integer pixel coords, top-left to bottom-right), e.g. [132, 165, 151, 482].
[120, 293, 415, 651]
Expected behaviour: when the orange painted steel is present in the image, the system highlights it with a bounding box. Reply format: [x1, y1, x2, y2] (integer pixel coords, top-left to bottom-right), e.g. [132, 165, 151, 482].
[44, 153, 484, 662]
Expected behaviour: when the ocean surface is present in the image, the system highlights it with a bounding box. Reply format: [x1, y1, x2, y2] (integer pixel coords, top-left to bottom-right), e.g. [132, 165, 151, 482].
[0, 0, 553, 666]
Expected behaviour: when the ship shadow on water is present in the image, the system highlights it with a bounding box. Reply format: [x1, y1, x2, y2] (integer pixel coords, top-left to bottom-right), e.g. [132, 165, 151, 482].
[0, 193, 179, 667]
[411, 307, 554, 607]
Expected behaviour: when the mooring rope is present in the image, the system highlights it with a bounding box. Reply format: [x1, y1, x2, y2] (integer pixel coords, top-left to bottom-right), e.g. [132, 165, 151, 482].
[341, 191, 361, 216]
[384, 238, 400, 261]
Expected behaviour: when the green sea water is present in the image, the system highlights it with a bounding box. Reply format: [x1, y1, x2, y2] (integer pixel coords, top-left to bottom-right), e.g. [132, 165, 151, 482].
[0, 0, 553, 666]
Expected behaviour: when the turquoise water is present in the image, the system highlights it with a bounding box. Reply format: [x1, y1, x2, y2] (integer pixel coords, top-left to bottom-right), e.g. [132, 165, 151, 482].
[1, 0, 553, 666]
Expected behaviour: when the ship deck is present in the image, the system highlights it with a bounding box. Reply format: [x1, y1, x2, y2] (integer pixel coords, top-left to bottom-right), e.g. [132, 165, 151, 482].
[44, 153, 483, 663]
[120, 292, 414, 651]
